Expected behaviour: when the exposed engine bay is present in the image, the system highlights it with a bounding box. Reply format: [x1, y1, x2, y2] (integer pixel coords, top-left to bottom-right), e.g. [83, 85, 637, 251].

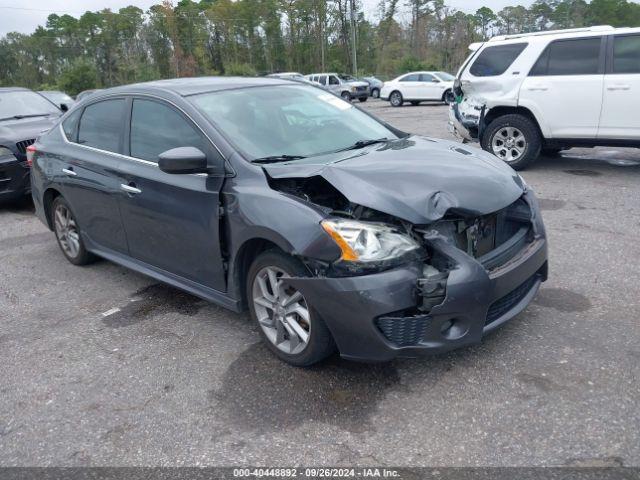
[267, 172, 535, 314]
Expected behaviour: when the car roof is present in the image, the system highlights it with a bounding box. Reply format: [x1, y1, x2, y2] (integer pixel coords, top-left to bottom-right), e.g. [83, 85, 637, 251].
[483, 25, 640, 45]
[102, 76, 294, 97]
[0, 87, 31, 93]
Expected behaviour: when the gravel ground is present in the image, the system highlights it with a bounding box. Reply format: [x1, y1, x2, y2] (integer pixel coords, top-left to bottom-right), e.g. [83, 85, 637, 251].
[0, 99, 639, 467]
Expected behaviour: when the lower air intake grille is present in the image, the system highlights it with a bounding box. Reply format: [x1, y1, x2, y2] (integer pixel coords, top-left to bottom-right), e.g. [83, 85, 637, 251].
[376, 315, 428, 347]
[486, 274, 538, 326]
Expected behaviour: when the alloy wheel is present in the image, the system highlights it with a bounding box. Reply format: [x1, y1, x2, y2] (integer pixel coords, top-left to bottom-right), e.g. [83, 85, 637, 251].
[491, 126, 527, 163]
[54, 203, 81, 258]
[390, 92, 402, 106]
[252, 266, 311, 355]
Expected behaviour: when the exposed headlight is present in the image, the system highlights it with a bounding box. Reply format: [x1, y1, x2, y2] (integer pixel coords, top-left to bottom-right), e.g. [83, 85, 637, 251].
[0, 146, 15, 158]
[321, 218, 421, 263]
[350, 86, 356, 92]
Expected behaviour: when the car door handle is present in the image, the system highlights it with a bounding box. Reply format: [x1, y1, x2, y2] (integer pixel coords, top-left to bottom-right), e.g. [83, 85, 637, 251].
[607, 84, 630, 91]
[526, 85, 548, 91]
[120, 183, 142, 195]
[62, 167, 77, 176]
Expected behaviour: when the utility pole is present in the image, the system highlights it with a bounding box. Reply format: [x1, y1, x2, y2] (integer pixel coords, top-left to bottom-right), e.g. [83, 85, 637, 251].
[320, 5, 326, 71]
[350, 0, 358, 76]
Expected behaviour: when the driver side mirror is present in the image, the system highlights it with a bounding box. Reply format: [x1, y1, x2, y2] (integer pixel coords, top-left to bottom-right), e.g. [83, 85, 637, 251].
[159, 147, 213, 175]
[60, 103, 69, 112]
[431, 78, 440, 83]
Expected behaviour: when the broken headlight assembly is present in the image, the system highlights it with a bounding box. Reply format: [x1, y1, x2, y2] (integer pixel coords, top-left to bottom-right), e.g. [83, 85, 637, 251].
[321, 218, 422, 267]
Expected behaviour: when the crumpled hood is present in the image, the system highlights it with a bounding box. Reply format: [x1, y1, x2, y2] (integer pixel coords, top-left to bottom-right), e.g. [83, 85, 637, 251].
[0, 116, 59, 145]
[263, 136, 526, 224]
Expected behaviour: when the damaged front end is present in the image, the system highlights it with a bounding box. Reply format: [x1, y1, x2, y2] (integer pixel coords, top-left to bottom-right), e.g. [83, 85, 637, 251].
[265, 156, 547, 361]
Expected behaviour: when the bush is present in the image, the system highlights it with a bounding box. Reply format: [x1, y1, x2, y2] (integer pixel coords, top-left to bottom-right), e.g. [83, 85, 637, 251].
[58, 60, 98, 96]
[224, 63, 257, 76]
[398, 56, 437, 74]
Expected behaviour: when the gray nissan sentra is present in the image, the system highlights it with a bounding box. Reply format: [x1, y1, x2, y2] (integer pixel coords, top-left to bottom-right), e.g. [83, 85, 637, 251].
[30, 77, 548, 366]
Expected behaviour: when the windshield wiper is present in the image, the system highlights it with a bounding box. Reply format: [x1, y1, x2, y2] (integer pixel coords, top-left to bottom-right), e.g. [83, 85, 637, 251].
[251, 154, 306, 164]
[336, 137, 389, 152]
[0, 113, 54, 122]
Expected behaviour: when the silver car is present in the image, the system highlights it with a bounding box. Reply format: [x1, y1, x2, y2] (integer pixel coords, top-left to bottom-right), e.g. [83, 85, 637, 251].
[305, 73, 369, 102]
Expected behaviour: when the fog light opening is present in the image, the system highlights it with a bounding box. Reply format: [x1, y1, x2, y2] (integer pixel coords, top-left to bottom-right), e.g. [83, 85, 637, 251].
[440, 318, 469, 340]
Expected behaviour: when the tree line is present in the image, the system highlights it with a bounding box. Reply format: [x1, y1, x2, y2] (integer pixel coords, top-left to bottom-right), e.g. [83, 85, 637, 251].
[1, 0, 639, 95]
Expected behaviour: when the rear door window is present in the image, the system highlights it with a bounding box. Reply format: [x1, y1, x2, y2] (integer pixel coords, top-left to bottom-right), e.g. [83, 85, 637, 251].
[469, 43, 527, 77]
[318, 75, 327, 86]
[530, 37, 602, 76]
[329, 75, 340, 85]
[77, 99, 125, 153]
[400, 74, 420, 82]
[613, 34, 640, 74]
[129, 98, 205, 163]
[62, 109, 81, 142]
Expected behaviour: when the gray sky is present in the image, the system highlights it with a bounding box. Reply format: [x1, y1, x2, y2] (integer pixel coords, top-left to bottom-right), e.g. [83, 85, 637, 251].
[0, 0, 533, 37]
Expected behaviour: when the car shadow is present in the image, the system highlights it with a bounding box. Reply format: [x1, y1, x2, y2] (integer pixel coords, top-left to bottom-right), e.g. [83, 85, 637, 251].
[0, 196, 34, 214]
[531, 148, 640, 173]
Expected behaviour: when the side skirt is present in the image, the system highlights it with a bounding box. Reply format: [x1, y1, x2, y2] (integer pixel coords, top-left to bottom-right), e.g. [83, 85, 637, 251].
[85, 239, 243, 313]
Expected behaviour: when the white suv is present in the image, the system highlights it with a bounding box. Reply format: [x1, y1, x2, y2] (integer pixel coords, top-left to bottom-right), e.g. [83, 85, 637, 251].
[381, 71, 455, 106]
[449, 26, 640, 169]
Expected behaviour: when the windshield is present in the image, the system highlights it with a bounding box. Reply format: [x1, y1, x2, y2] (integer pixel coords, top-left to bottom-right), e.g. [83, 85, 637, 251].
[189, 85, 397, 160]
[0, 90, 60, 119]
[338, 74, 356, 81]
[435, 72, 455, 81]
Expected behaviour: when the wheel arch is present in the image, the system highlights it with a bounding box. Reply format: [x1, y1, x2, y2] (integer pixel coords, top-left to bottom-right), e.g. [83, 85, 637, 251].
[229, 235, 294, 311]
[42, 187, 63, 231]
[482, 106, 547, 140]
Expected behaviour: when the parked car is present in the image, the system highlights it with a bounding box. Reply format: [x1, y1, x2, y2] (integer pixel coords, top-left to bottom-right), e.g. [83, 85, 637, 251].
[267, 72, 322, 87]
[449, 25, 640, 170]
[76, 89, 102, 101]
[305, 73, 369, 101]
[267, 72, 305, 81]
[0, 87, 61, 202]
[38, 90, 74, 111]
[31, 77, 548, 366]
[361, 76, 384, 98]
[380, 71, 455, 107]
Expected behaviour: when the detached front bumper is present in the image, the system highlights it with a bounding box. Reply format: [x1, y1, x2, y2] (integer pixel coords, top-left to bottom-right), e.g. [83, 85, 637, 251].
[448, 103, 480, 143]
[287, 193, 548, 362]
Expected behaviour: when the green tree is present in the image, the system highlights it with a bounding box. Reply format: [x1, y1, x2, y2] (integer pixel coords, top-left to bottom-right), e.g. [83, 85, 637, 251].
[58, 59, 98, 96]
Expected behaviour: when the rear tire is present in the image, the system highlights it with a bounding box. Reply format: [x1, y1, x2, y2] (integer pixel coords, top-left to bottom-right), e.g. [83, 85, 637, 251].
[481, 114, 542, 171]
[51, 196, 95, 266]
[247, 250, 336, 367]
[390, 91, 403, 107]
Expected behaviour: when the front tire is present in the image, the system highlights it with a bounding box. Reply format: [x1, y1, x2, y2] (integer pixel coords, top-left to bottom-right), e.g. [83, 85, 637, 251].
[371, 88, 380, 98]
[481, 114, 542, 170]
[442, 89, 454, 104]
[389, 91, 403, 107]
[247, 250, 335, 367]
[358, 97, 367, 103]
[51, 196, 94, 265]
[341, 91, 352, 102]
